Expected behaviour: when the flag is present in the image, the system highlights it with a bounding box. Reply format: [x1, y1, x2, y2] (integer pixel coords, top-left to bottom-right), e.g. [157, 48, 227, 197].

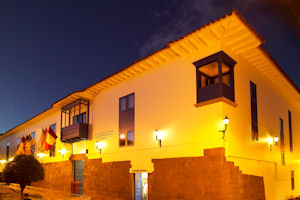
[16, 137, 25, 155]
[39, 129, 47, 152]
[22, 135, 35, 155]
[45, 127, 57, 151]
[25, 135, 36, 152]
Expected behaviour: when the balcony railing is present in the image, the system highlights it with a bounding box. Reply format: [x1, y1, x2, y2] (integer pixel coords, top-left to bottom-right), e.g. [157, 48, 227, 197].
[61, 123, 88, 143]
[197, 82, 235, 103]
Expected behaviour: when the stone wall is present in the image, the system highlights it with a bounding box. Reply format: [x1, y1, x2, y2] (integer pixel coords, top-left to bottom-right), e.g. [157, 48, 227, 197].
[84, 159, 133, 200]
[31, 148, 266, 200]
[31, 160, 72, 193]
[148, 148, 266, 200]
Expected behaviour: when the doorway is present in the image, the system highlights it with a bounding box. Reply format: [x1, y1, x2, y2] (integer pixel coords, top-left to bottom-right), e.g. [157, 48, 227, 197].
[73, 160, 84, 194]
[134, 172, 148, 200]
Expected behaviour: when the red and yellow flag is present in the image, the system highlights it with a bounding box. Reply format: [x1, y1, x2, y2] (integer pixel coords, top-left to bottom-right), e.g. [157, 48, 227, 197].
[39, 128, 47, 151]
[16, 137, 25, 155]
[45, 127, 57, 151]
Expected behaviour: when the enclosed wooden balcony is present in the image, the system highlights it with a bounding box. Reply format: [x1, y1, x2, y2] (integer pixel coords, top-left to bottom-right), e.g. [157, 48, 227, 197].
[61, 99, 89, 143]
[194, 51, 236, 104]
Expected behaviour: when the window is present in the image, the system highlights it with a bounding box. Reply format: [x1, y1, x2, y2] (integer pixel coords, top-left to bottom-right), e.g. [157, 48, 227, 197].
[73, 112, 87, 124]
[280, 118, 285, 165]
[194, 51, 236, 103]
[31, 131, 36, 155]
[127, 131, 134, 146]
[288, 111, 293, 152]
[31, 131, 36, 139]
[50, 123, 56, 157]
[280, 118, 285, 150]
[17, 137, 21, 147]
[119, 93, 135, 147]
[250, 81, 258, 140]
[291, 170, 295, 190]
[6, 142, 10, 160]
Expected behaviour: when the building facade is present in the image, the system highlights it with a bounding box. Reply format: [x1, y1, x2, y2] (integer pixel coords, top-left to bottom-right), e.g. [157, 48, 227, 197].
[0, 11, 299, 200]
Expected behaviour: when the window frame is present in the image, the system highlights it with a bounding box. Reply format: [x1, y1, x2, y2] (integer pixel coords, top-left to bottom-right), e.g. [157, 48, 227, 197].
[73, 112, 87, 124]
[49, 123, 57, 157]
[291, 170, 295, 190]
[6, 142, 10, 161]
[17, 137, 21, 147]
[250, 81, 258, 141]
[288, 110, 293, 152]
[119, 93, 135, 147]
[280, 118, 285, 151]
[280, 118, 285, 165]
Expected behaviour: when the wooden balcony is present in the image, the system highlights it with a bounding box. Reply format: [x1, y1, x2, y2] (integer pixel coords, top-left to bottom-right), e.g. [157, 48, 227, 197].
[197, 83, 235, 103]
[61, 123, 88, 143]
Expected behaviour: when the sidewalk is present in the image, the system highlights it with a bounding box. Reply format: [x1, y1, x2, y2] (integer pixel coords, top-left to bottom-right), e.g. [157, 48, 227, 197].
[0, 183, 90, 200]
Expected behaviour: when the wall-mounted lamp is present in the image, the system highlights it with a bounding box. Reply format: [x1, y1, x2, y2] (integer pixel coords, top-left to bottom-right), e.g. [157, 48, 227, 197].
[154, 129, 164, 147]
[58, 148, 68, 158]
[96, 141, 105, 154]
[269, 136, 279, 151]
[274, 136, 279, 145]
[219, 115, 229, 139]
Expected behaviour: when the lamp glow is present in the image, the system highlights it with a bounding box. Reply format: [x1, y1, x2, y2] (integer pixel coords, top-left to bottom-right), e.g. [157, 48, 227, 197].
[37, 153, 47, 158]
[96, 141, 105, 154]
[154, 129, 164, 147]
[58, 149, 67, 155]
[120, 133, 126, 139]
[8, 157, 14, 162]
[268, 137, 273, 145]
[274, 136, 279, 144]
[269, 136, 279, 151]
[155, 130, 164, 140]
[223, 115, 229, 125]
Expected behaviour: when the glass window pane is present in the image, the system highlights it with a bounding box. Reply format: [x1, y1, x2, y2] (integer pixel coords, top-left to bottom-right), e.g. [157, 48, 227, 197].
[222, 73, 231, 86]
[213, 77, 219, 84]
[81, 112, 87, 123]
[128, 94, 134, 109]
[50, 124, 56, 133]
[198, 61, 218, 77]
[31, 132, 36, 139]
[73, 115, 78, 124]
[200, 74, 207, 88]
[221, 62, 230, 74]
[127, 131, 134, 145]
[17, 137, 21, 146]
[120, 97, 127, 111]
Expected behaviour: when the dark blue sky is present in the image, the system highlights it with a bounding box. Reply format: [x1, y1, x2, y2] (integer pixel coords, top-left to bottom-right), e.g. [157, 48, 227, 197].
[0, 0, 299, 133]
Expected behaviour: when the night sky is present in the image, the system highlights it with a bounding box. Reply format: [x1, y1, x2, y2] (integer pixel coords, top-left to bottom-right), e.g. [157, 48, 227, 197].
[0, 0, 299, 133]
